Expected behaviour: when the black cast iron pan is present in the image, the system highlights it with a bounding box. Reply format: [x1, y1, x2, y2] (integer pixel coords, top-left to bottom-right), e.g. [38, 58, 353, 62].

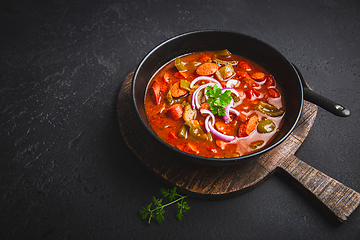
[132, 30, 350, 166]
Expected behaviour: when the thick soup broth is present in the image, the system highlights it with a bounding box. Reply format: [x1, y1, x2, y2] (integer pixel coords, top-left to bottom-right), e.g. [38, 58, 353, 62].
[144, 50, 285, 158]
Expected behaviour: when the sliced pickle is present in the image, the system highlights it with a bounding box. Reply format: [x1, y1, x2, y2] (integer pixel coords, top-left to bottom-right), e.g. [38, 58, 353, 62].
[257, 119, 276, 133]
[175, 57, 187, 71]
[178, 124, 188, 138]
[183, 103, 196, 122]
[180, 79, 191, 91]
[185, 120, 207, 140]
[216, 49, 231, 57]
[213, 59, 238, 66]
[250, 140, 265, 149]
[215, 64, 235, 81]
[256, 101, 284, 117]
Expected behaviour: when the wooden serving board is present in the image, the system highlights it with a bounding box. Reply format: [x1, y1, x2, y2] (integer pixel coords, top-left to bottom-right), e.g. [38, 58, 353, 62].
[117, 69, 360, 222]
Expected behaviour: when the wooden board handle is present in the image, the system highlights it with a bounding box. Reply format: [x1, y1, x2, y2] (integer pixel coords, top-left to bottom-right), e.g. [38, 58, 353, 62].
[278, 154, 360, 222]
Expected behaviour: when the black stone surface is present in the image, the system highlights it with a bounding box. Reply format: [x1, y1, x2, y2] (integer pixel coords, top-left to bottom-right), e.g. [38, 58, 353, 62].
[1, 0, 359, 239]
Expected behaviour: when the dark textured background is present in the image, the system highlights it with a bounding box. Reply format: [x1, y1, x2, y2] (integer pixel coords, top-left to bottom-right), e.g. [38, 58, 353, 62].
[1, 0, 359, 239]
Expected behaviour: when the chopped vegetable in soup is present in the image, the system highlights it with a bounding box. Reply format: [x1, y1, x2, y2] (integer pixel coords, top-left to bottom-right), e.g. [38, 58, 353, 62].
[144, 50, 285, 158]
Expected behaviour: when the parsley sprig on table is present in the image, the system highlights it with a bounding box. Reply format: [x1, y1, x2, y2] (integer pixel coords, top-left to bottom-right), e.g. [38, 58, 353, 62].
[139, 187, 190, 224]
[205, 84, 232, 116]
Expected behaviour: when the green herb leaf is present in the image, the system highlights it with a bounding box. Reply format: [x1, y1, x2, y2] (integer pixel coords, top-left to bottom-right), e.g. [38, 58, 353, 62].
[160, 188, 167, 196]
[156, 213, 165, 224]
[139, 187, 190, 224]
[176, 211, 184, 221]
[205, 85, 232, 116]
[139, 207, 148, 219]
[146, 203, 152, 211]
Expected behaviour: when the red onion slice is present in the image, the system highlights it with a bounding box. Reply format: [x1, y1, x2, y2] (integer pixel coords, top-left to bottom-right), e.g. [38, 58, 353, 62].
[204, 115, 212, 133]
[224, 102, 231, 123]
[229, 108, 240, 116]
[253, 79, 266, 87]
[224, 107, 241, 123]
[203, 88, 209, 101]
[201, 107, 235, 142]
[190, 76, 221, 89]
[222, 87, 239, 97]
[226, 79, 240, 88]
[223, 99, 234, 123]
[208, 120, 235, 142]
[221, 87, 239, 122]
[200, 108, 215, 133]
[200, 108, 215, 121]
[191, 83, 215, 109]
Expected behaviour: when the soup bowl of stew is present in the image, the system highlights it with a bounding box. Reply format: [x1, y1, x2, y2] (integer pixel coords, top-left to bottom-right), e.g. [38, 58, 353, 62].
[132, 30, 303, 166]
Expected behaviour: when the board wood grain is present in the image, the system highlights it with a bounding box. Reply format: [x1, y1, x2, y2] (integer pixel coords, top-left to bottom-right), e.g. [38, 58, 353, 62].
[117, 69, 360, 222]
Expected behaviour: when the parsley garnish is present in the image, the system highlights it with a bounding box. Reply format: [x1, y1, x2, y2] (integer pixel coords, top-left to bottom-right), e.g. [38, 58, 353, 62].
[139, 187, 190, 224]
[205, 84, 232, 116]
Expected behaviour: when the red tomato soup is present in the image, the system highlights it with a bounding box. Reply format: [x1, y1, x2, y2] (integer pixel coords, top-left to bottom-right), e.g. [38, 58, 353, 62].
[144, 50, 285, 158]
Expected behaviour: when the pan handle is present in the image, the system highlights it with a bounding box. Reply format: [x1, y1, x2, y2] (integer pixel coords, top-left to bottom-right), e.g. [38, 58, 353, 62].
[291, 63, 351, 117]
[277, 154, 360, 223]
[303, 88, 351, 117]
